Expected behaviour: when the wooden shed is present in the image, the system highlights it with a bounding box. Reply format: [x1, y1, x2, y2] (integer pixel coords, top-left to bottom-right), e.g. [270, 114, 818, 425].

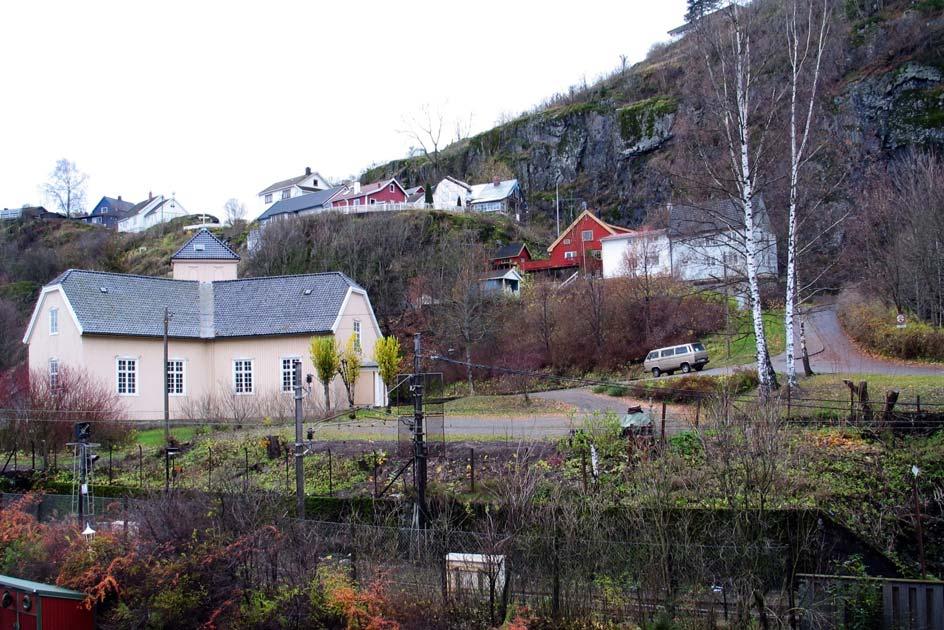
[0, 575, 93, 630]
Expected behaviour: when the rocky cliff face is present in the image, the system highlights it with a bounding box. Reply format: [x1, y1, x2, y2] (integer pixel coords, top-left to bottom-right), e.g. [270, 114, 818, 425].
[363, 3, 943, 228]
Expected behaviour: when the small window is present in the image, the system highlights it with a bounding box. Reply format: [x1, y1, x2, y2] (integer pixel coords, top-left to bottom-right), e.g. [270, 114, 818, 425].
[194, 243, 206, 252]
[646, 352, 657, 360]
[234, 359, 254, 394]
[564, 251, 577, 260]
[692, 343, 706, 352]
[581, 230, 593, 242]
[167, 360, 184, 395]
[369, 199, 377, 205]
[660, 349, 673, 358]
[264, 193, 273, 204]
[313, 180, 319, 187]
[49, 358, 59, 388]
[389, 184, 395, 192]
[675, 346, 689, 354]
[281, 358, 299, 393]
[117, 358, 137, 395]
[353, 320, 362, 352]
[49, 308, 59, 335]
[563, 238, 571, 245]
[282, 190, 291, 200]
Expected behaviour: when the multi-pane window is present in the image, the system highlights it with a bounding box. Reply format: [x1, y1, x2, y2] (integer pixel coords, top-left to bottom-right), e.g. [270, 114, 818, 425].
[167, 360, 184, 395]
[281, 358, 299, 393]
[264, 193, 273, 204]
[117, 358, 137, 395]
[581, 229, 593, 241]
[234, 359, 254, 394]
[281, 190, 291, 200]
[564, 251, 576, 260]
[49, 358, 59, 388]
[353, 320, 362, 352]
[49, 308, 58, 334]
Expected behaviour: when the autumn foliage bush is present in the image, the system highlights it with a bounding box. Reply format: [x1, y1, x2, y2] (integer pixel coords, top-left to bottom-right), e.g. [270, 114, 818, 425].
[637, 369, 760, 403]
[838, 293, 944, 362]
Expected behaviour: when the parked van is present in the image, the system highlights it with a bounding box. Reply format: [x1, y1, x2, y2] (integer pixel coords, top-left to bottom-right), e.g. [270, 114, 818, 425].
[644, 343, 709, 377]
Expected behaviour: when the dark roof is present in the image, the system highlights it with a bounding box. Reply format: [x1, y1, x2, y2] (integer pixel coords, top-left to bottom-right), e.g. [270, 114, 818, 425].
[45, 269, 361, 339]
[492, 242, 527, 260]
[257, 187, 346, 222]
[332, 178, 404, 203]
[89, 196, 135, 218]
[171, 228, 240, 261]
[0, 575, 85, 600]
[258, 170, 323, 196]
[667, 197, 771, 238]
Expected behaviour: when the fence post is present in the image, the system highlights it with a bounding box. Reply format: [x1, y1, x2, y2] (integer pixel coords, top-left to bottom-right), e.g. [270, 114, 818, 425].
[695, 399, 701, 428]
[661, 401, 667, 446]
[916, 395, 921, 414]
[138, 445, 143, 489]
[207, 446, 212, 493]
[31, 441, 35, 472]
[328, 448, 333, 496]
[373, 450, 379, 498]
[469, 447, 475, 493]
[42, 440, 47, 472]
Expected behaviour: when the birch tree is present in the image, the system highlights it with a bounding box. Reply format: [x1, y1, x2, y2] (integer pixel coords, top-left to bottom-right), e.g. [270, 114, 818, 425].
[42, 158, 87, 218]
[698, 4, 779, 393]
[784, 0, 829, 388]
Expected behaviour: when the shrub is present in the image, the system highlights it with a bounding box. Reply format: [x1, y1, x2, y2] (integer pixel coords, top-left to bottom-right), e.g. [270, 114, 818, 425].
[838, 296, 944, 362]
[638, 369, 759, 404]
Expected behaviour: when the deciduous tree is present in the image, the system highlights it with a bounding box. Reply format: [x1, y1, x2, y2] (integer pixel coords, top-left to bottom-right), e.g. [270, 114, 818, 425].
[310, 336, 339, 413]
[373, 335, 402, 412]
[42, 158, 87, 218]
[337, 333, 362, 416]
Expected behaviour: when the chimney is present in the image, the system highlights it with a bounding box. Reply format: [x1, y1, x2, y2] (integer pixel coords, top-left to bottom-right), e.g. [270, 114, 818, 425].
[305, 166, 312, 176]
[117, 195, 122, 201]
[493, 176, 501, 186]
[352, 181, 361, 194]
[148, 191, 153, 201]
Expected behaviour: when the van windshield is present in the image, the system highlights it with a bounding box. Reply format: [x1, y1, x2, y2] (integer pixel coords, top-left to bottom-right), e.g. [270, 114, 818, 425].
[692, 343, 706, 352]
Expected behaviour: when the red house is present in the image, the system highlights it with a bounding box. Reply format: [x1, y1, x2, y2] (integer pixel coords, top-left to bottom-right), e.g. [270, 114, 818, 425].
[0, 575, 94, 630]
[490, 242, 533, 270]
[522, 210, 633, 275]
[330, 178, 408, 208]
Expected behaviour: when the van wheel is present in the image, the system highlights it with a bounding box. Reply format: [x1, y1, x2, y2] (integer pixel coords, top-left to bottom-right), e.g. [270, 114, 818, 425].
[681, 363, 691, 374]
[651, 368, 661, 378]
[694, 364, 704, 372]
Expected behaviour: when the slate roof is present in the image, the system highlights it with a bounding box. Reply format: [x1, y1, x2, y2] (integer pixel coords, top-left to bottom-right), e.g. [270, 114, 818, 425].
[469, 179, 519, 204]
[89, 196, 135, 218]
[257, 187, 346, 222]
[667, 197, 772, 238]
[45, 269, 361, 339]
[492, 242, 527, 260]
[171, 228, 240, 261]
[331, 178, 404, 203]
[259, 173, 308, 196]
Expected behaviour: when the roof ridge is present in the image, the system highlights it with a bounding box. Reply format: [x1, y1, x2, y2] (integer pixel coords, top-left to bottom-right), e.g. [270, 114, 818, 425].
[212, 270, 357, 285]
[51, 268, 197, 283]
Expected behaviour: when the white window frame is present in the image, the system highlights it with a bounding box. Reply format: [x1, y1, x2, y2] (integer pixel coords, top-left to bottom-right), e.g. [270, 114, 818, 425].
[264, 193, 273, 204]
[116, 357, 138, 396]
[167, 359, 186, 396]
[49, 358, 59, 389]
[49, 308, 58, 335]
[353, 320, 362, 352]
[563, 238, 571, 245]
[281, 357, 300, 393]
[233, 358, 254, 395]
[581, 229, 593, 242]
[281, 189, 291, 200]
[388, 184, 395, 192]
[564, 251, 577, 260]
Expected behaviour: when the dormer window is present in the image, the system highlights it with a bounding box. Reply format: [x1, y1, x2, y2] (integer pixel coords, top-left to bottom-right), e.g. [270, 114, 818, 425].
[282, 190, 291, 200]
[194, 243, 206, 252]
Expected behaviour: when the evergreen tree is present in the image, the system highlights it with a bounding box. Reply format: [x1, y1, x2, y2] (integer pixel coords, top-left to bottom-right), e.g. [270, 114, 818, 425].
[685, 0, 721, 23]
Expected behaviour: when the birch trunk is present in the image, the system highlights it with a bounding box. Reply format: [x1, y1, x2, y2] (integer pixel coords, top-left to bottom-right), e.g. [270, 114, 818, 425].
[784, 0, 828, 388]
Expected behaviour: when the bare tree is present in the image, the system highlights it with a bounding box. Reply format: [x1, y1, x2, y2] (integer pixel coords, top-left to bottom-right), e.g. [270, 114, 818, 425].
[223, 198, 246, 227]
[696, 4, 779, 393]
[42, 158, 87, 218]
[401, 104, 445, 173]
[784, 0, 830, 388]
[620, 230, 670, 342]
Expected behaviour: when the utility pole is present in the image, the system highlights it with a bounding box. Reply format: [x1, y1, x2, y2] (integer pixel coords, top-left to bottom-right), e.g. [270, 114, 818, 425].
[555, 180, 560, 237]
[293, 360, 305, 519]
[163, 307, 172, 444]
[412, 333, 427, 529]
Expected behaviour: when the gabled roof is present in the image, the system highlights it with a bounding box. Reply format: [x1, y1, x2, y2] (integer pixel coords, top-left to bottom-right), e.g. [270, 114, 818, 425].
[481, 267, 523, 281]
[332, 178, 406, 203]
[492, 242, 529, 260]
[257, 186, 347, 222]
[28, 269, 363, 340]
[437, 176, 471, 192]
[667, 197, 771, 238]
[258, 170, 329, 195]
[171, 228, 240, 261]
[0, 575, 85, 600]
[89, 196, 135, 217]
[547, 210, 634, 253]
[469, 179, 519, 205]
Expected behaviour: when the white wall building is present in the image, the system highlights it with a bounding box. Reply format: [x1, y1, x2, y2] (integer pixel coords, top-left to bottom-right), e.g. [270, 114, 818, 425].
[432, 176, 472, 210]
[257, 167, 330, 216]
[601, 199, 778, 283]
[117, 195, 189, 233]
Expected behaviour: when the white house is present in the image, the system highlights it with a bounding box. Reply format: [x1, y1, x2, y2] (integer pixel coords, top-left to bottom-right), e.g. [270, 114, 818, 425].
[601, 199, 778, 283]
[432, 176, 472, 210]
[468, 178, 523, 217]
[257, 167, 331, 215]
[117, 195, 189, 233]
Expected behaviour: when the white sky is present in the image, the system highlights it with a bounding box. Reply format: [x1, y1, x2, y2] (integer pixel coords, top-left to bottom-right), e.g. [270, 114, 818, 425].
[0, 1, 685, 220]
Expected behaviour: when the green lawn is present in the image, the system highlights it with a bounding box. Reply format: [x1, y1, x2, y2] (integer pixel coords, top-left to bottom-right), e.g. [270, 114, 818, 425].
[793, 373, 944, 406]
[703, 308, 785, 369]
[133, 426, 202, 447]
[443, 394, 573, 416]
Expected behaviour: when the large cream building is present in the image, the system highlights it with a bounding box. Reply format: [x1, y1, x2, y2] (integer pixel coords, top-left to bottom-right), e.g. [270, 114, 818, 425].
[23, 229, 384, 421]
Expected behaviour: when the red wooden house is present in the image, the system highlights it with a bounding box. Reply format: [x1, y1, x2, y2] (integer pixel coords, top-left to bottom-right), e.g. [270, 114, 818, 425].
[0, 575, 94, 630]
[329, 178, 408, 208]
[522, 210, 633, 275]
[490, 242, 533, 270]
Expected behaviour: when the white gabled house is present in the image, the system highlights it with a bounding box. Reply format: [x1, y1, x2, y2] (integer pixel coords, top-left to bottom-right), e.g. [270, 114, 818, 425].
[601, 199, 778, 284]
[432, 176, 472, 210]
[257, 166, 331, 214]
[117, 194, 189, 233]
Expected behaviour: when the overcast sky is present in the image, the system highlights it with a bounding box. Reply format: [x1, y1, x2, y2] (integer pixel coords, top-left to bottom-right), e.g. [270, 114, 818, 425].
[0, 1, 685, 219]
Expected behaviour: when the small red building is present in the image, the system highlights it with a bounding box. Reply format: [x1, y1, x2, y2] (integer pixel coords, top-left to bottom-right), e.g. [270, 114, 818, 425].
[522, 210, 633, 276]
[490, 242, 533, 270]
[330, 178, 408, 208]
[0, 575, 94, 630]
